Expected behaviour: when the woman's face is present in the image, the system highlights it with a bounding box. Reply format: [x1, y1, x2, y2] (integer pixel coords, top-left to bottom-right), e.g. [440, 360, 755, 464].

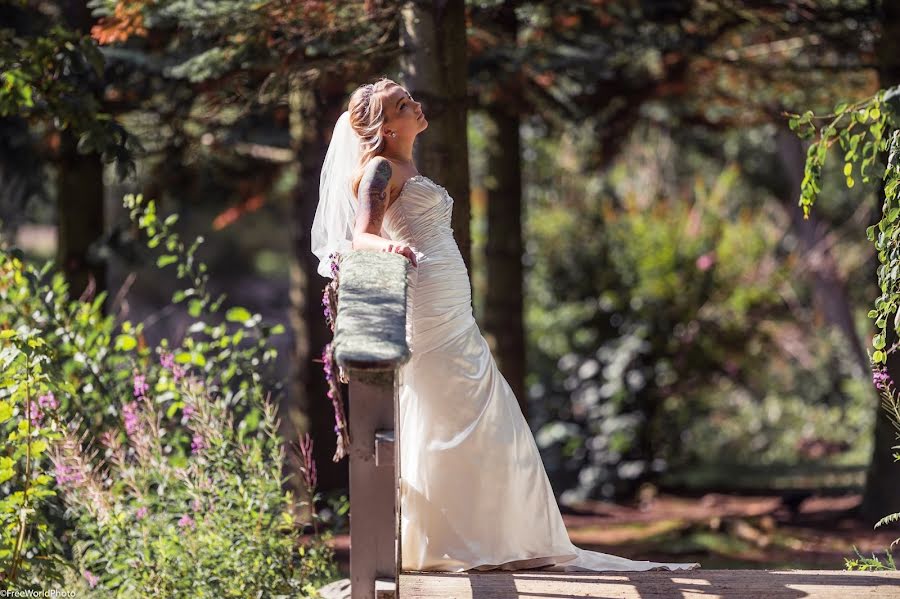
[382, 85, 427, 139]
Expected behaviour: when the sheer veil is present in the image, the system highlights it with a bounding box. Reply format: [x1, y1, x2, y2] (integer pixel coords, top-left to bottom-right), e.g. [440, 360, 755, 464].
[311, 110, 360, 279]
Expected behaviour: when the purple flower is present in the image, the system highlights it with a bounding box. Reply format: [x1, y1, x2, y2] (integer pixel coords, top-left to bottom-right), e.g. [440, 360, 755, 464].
[160, 351, 175, 370]
[38, 391, 58, 410]
[191, 498, 202, 512]
[136, 506, 149, 520]
[182, 404, 195, 419]
[83, 570, 99, 588]
[133, 373, 149, 398]
[54, 463, 86, 488]
[191, 433, 206, 454]
[873, 368, 893, 391]
[26, 402, 43, 428]
[123, 401, 140, 436]
[329, 251, 340, 277]
[320, 341, 350, 459]
[178, 514, 195, 529]
[322, 292, 332, 321]
[160, 351, 186, 381]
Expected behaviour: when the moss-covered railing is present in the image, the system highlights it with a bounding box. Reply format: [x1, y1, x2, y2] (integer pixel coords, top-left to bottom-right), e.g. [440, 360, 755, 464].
[333, 250, 413, 599]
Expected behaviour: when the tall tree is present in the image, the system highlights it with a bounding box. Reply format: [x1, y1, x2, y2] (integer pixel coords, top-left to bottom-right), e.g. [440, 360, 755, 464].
[57, 1, 106, 299]
[481, 0, 528, 417]
[400, 0, 472, 276]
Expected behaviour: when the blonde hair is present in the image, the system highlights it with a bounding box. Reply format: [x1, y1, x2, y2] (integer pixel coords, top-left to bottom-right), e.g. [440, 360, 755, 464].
[348, 77, 400, 198]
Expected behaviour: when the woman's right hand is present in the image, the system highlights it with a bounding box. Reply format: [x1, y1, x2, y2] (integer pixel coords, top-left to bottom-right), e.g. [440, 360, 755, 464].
[385, 242, 418, 267]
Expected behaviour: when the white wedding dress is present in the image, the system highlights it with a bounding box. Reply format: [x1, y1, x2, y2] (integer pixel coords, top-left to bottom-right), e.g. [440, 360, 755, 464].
[381, 174, 700, 573]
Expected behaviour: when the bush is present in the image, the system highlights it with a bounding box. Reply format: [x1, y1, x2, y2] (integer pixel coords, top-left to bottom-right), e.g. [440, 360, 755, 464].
[48, 358, 337, 597]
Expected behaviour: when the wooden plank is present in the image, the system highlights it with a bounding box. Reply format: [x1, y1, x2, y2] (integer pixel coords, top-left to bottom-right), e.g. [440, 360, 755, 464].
[376, 577, 396, 599]
[400, 570, 900, 599]
[393, 362, 403, 590]
[349, 377, 397, 599]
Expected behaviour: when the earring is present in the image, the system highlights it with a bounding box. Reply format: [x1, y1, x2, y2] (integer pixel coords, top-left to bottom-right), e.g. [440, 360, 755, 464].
[390, 132, 397, 138]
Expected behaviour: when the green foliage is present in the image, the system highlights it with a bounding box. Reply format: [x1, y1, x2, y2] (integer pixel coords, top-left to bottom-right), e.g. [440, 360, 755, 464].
[845, 545, 896, 571]
[49, 369, 337, 597]
[0, 5, 137, 177]
[0, 194, 284, 441]
[787, 87, 900, 366]
[0, 195, 332, 592]
[787, 92, 894, 213]
[0, 318, 66, 588]
[519, 110, 879, 501]
[89, 0, 394, 90]
[124, 193, 285, 412]
[525, 154, 841, 499]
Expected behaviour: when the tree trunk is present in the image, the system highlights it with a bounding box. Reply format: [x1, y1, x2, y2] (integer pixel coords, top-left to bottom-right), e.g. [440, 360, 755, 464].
[57, 1, 105, 300]
[860, 0, 900, 524]
[482, 1, 527, 418]
[399, 0, 472, 278]
[775, 128, 869, 376]
[287, 77, 350, 497]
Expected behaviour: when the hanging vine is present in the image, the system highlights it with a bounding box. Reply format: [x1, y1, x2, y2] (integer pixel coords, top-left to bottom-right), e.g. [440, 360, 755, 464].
[319, 251, 350, 462]
[787, 85, 900, 544]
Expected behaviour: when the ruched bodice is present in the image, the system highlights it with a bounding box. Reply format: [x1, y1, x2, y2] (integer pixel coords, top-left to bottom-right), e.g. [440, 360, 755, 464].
[382, 175, 476, 355]
[381, 174, 700, 574]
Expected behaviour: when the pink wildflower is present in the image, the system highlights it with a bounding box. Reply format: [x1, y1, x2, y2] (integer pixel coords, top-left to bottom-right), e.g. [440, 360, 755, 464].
[873, 368, 893, 391]
[177, 514, 195, 529]
[160, 351, 175, 370]
[38, 391, 58, 410]
[26, 402, 43, 428]
[191, 433, 206, 454]
[54, 463, 86, 487]
[122, 401, 140, 436]
[695, 252, 716, 271]
[83, 570, 99, 588]
[133, 373, 149, 398]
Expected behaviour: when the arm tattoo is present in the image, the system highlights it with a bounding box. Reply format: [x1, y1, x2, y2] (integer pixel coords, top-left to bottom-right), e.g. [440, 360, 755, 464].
[358, 160, 392, 231]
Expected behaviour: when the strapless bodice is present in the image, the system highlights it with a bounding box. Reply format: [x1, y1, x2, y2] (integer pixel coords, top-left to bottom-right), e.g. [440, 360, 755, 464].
[381, 175, 475, 355]
[383, 175, 454, 256]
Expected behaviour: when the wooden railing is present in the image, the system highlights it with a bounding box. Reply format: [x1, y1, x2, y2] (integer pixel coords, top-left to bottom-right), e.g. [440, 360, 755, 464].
[333, 250, 413, 599]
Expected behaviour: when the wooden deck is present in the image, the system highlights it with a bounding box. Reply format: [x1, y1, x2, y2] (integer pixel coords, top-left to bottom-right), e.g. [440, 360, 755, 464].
[399, 569, 900, 598]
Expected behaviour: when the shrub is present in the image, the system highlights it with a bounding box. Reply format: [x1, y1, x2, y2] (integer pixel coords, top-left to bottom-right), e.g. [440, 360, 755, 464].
[1, 195, 338, 593]
[48, 357, 337, 597]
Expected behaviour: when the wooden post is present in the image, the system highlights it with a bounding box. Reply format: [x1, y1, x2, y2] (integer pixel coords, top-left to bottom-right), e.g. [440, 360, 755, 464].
[334, 250, 412, 599]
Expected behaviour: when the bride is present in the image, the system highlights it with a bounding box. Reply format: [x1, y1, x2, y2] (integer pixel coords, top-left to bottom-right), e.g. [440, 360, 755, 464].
[311, 77, 701, 573]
